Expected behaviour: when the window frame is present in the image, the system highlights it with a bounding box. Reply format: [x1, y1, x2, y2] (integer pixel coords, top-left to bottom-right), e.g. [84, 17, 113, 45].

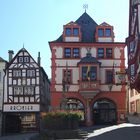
[13, 70, 22, 77]
[27, 69, 36, 77]
[73, 48, 80, 58]
[106, 70, 113, 84]
[98, 28, 104, 37]
[97, 48, 104, 58]
[65, 28, 72, 36]
[106, 48, 113, 58]
[73, 28, 79, 36]
[64, 48, 71, 58]
[105, 28, 111, 37]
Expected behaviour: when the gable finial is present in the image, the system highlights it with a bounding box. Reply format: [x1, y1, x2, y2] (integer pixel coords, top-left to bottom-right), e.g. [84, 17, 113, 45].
[23, 43, 24, 48]
[83, 4, 88, 13]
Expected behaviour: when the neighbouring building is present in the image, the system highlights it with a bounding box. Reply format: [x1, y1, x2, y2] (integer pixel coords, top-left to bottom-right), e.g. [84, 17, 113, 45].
[2, 48, 50, 134]
[126, 0, 140, 92]
[0, 57, 7, 135]
[128, 88, 140, 114]
[49, 12, 126, 126]
[126, 0, 140, 115]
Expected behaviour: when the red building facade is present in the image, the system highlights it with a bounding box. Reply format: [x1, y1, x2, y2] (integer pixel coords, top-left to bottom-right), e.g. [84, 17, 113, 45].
[49, 12, 126, 125]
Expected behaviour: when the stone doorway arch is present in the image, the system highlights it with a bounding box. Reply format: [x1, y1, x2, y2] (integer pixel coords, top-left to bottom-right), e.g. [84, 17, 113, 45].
[92, 98, 117, 125]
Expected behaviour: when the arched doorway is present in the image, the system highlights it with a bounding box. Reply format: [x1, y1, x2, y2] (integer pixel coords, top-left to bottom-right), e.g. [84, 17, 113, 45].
[92, 98, 117, 125]
[66, 98, 85, 125]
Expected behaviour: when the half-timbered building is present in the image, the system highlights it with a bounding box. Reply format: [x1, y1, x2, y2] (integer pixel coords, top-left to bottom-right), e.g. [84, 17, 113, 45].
[2, 48, 50, 134]
[0, 57, 7, 135]
[126, 0, 140, 116]
[49, 12, 126, 126]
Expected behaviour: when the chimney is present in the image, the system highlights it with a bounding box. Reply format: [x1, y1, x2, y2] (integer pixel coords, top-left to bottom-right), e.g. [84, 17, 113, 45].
[8, 50, 14, 62]
[38, 52, 41, 66]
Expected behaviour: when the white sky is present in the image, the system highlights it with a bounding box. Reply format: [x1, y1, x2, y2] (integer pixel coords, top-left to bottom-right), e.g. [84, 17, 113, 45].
[0, 0, 129, 78]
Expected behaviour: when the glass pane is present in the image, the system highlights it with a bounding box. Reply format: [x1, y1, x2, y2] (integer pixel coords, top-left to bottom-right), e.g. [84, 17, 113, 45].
[106, 48, 112, 58]
[105, 29, 111, 37]
[65, 28, 71, 36]
[73, 48, 79, 58]
[98, 48, 104, 58]
[82, 67, 87, 80]
[98, 29, 104, 37]
[64, 48, 71, 58]
[73, 28, 79, 36]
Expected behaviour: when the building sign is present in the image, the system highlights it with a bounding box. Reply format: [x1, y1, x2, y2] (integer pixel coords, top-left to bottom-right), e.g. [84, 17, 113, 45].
[3, 104, 40, 112]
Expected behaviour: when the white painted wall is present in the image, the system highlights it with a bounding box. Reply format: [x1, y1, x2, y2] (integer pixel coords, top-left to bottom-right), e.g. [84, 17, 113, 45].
[54, 45, 124, 92]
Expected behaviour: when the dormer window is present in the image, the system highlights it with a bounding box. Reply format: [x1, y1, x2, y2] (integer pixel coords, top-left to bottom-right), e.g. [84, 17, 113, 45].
[73, 28, 79, 36]
[98, 29, 104, 37]
[105, 28, 111, 37]
[96, 22, 114, 42]
[63, 22, 81, 42]
[65, 28, 71, 36]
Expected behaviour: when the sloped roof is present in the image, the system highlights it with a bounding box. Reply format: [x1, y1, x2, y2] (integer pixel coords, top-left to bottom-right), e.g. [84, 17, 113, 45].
[0, 57, 6, 62]
[55, 12, 98, 43]
[78, 53, 101, 65]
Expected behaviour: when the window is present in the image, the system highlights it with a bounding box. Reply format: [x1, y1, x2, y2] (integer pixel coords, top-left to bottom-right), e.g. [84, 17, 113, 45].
[106, 70, 113, 84]
[14, 87, 23, 95]
[90, 67, 97, 81]
[105, 29, 111, 37]
[106, 48, 112, 58]
[82, 67, 88, 81]
[98, 29, 104, 37]
[24, 57, 29, 62]
[18, 57, 23, 63]
[64, 48, 71, 58]
[24, 86, 34, 95]
[65, 28, 71, 36]
[13, 70, 21, 77]
[130, 41, 135, 52]
[73, 48, 79, 58]
[98, 48, 104, 58]
[27, 70, 35, 77]
[73, 28, 79, 36]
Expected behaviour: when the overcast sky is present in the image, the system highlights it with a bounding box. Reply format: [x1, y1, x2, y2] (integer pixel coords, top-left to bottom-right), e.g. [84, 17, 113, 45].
[0, 0, 129, 78]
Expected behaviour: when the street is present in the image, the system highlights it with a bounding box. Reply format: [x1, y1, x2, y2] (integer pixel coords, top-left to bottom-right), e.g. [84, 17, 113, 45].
[87, 124, 140, 140]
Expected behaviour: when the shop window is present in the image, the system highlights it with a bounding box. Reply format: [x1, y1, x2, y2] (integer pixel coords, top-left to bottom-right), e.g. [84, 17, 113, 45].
[73, 48, 79, 58]
[105, 28, 111, 37]
[65, 28, 71, 36]
[106, 48, 112, 58]
[106, 70, 113, 84]
[98, 48, 104, 58]
[64, 48, 71, 58]
[73, 28, 79, 36]
[98, 29, 104, 37]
